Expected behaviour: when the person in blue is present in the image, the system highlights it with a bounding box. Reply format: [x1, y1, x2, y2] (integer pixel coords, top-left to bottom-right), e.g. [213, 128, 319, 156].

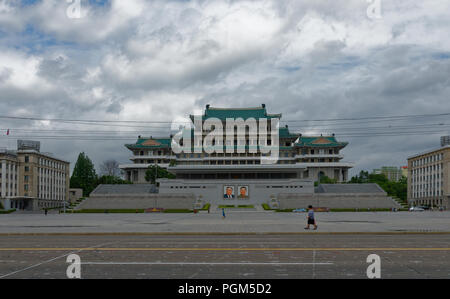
[222, 208, 226, 219]
[304, 205, 317, 230]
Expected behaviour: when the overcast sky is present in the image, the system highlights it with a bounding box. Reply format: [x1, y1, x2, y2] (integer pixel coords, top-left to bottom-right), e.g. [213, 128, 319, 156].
[1, 0, 450, 177]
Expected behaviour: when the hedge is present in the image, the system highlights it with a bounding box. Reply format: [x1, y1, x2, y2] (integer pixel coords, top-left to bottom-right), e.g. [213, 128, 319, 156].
[71, 209, 145, 213]
[262, 204, 276, 211]
[200, 203, 211, 211]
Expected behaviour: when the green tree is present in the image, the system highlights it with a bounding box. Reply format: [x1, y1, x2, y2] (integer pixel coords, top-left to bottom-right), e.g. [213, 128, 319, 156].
[70, 152, 98, 197]
[314, 175, 338, 186]
[349, 170, 370, 183]
[349, 170, 408, 204]
[145, 165, 175, 184]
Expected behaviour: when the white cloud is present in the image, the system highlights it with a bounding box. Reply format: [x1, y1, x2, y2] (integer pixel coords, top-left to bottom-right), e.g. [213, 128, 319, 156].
[1, 0, 450, 174]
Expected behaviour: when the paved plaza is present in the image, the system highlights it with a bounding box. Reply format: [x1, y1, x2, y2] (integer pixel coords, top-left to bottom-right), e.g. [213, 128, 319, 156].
[1, 212, 449, 279]
[1, 211, 450, 233]
[0, 234, 449, 279]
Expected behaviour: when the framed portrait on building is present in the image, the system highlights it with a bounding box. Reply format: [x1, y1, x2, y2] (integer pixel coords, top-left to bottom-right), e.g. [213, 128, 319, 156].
[223, 186, 234, 199]
[237, 186, 249, 199]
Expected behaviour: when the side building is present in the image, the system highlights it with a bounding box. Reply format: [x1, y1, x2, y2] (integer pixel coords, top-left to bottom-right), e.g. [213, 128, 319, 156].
[0, 140, 70, 211]
[372, 166, 405, 182]
[407, 141, 450, 209]
[0, 150, 19, 201]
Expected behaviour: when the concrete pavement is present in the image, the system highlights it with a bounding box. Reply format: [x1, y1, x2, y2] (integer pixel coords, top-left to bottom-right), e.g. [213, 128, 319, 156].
[0, 234, 449, 279]
[1, 211, 450, 234]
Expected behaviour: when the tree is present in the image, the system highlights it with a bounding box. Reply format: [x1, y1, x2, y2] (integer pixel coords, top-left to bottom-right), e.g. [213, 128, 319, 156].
[70, 152, 98, 197]
[349, 170, 370, 183]
[349, 170, 408, 204]
[99, 159, 121, 177]
[145, 165, 175, 184]
[314, 175, 337, 186]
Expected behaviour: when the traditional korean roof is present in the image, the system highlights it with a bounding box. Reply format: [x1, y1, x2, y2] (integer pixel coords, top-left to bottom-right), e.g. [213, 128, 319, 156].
[295, 136, 348, 148]
[190, 104, 281, 121]
[279, 126, 300, 139]
[125, 137, 172, 149]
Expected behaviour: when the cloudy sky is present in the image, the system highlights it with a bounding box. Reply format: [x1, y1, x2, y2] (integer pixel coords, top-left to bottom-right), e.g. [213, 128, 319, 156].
[0, 0, 449, 177]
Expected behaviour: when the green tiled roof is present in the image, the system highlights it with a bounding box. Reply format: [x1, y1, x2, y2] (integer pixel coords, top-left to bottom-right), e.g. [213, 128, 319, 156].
[125, 137, 172, 149]
[191, 106, 281, 121]
[295, 136, 348, 148]
[279, 127, 299, 139]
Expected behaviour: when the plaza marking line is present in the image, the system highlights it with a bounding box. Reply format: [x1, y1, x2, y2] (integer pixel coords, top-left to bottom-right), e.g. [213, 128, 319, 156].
[0, 247, 450, 251]
[0, 242, 119, 279]
[80, 262, 334, 265]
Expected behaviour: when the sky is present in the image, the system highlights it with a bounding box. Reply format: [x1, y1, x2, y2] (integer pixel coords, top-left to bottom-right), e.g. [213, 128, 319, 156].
[0, 0, 450, 177]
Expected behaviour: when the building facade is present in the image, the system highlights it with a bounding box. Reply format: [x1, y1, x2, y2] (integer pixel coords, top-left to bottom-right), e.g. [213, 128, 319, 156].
[0, 140, 70, 211]
[407, 144, 450, 209]
[372, 166, 405, 181]
[0, 150, 19, 201]
[119, 105, 354, 204]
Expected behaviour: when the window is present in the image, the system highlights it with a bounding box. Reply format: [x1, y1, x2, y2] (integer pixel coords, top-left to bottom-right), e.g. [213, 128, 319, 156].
[25, 156, 29, 163]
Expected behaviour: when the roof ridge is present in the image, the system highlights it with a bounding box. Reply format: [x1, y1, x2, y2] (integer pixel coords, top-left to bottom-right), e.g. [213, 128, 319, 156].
[301, 135, 336, 138]
[207, 107, 265, 111]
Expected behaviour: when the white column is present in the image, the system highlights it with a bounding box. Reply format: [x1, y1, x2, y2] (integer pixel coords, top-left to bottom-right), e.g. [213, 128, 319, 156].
[1, 161, 5, 197]
[12, 162, 16, 196]
[51, 169, 55, 200]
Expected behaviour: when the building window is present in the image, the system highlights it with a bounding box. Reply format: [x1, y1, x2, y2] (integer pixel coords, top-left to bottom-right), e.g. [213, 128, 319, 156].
[25, 156, 29, 163]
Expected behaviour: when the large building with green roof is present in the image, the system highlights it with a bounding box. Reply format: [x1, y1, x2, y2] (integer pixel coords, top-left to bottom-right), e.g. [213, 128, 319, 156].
[119, 105, 353, 204]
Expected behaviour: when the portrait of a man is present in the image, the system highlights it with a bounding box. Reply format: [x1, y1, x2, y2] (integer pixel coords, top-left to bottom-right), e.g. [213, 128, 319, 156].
[223, 186, 234, 199]
[238, 186, 248, 199]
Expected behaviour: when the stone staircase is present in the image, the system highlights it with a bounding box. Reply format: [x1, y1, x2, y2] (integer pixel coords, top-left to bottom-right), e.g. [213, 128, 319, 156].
[391, 196, 408, 209]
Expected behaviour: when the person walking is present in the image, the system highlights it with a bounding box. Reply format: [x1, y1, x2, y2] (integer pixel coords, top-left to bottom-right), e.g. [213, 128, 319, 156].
[222, 208, 226, 219]
[44, 208, 48, 216]
[304, 205, 317, 230]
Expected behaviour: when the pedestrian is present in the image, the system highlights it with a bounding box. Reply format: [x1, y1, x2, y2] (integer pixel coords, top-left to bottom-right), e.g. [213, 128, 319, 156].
[304, 205, 317, 230]
[222, 208, 226, 219]
[44, 208, 48, 216]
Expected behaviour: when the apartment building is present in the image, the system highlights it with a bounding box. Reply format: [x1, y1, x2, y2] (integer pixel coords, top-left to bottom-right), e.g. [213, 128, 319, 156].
[0, 140, 70, 211]
[407, 141, 450, 209]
